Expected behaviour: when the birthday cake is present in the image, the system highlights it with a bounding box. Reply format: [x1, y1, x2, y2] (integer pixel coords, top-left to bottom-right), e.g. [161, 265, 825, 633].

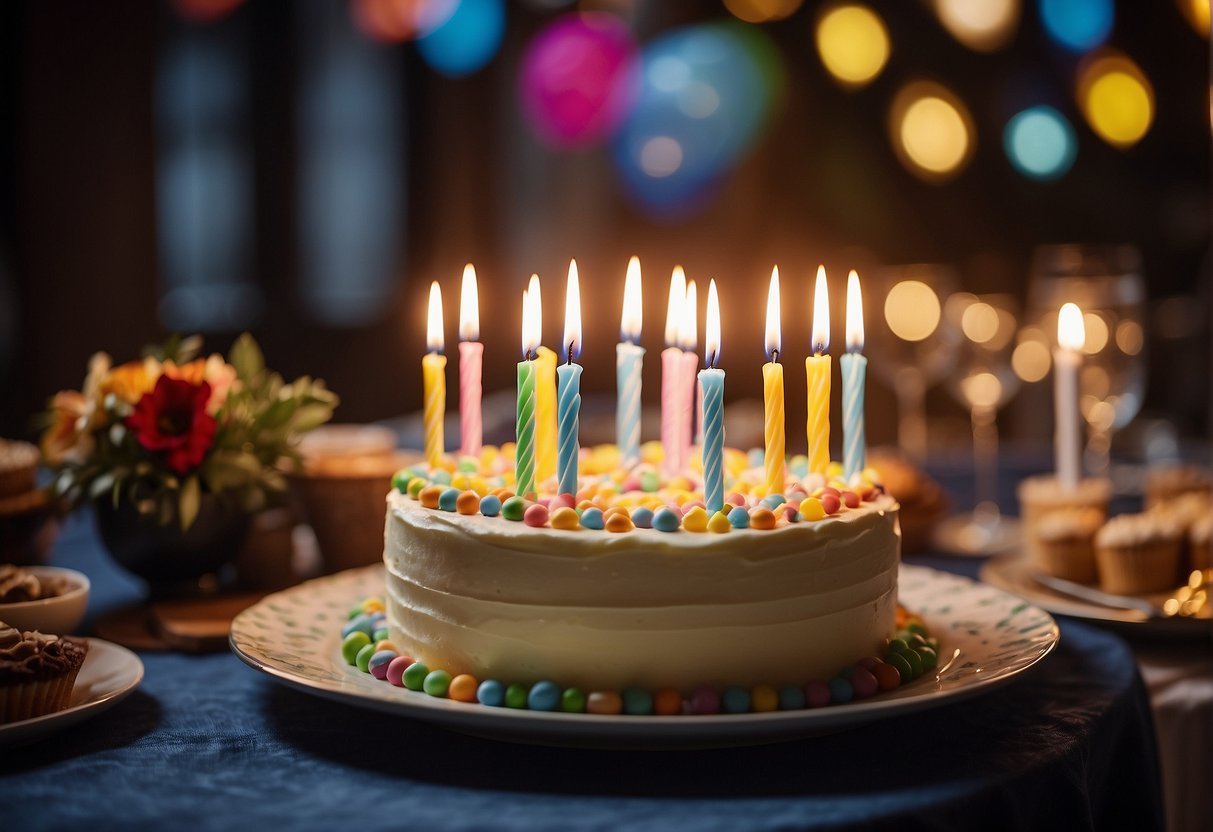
[380, 447, 901, 695]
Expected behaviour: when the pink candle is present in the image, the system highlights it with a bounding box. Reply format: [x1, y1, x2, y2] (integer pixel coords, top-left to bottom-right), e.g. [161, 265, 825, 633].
[661, 267, 687, 475]
[458, 264, 483, 457]
[678, 279, 699, 468]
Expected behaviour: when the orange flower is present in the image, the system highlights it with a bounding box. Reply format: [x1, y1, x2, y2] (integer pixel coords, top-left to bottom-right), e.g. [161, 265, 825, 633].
[164, 355, 237, 414]
[100, 358, 160, 406]
[41, 390, 91, 464]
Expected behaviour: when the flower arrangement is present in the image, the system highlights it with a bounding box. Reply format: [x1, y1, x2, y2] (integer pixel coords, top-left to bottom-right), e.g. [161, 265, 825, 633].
[42, 334, 338, 529]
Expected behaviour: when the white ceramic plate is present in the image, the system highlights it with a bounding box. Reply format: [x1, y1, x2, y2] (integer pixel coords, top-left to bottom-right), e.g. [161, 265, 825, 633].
[982, 555, 1213, 640]
[230, 564, 1058, 748]
[0, 638, 144, 747]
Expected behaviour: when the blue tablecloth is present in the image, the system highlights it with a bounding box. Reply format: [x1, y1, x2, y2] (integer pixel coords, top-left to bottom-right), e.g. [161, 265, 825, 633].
[3, 512, 1166, 832]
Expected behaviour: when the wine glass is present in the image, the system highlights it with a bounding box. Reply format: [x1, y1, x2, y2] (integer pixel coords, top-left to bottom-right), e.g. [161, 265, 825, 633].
[1027, 245, 1147, 482]
[867, 265, 964, 461]
[934, 292, 1024, 555]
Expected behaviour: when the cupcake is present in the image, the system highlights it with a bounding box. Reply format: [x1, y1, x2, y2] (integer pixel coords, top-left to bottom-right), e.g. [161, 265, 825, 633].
[1144, 465, 1213, 512]
[0, 621, 88, 723]
[1031, 508, 1104, 584]
[1190, 513, 1212, 573]
[1094, 513, 1184, 596]
[1150, 492, 1212, 573]
[1018, 475, 1112, 567]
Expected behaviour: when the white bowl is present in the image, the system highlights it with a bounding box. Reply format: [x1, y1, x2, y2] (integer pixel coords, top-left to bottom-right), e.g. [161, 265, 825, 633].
[0, 566, 90, 635]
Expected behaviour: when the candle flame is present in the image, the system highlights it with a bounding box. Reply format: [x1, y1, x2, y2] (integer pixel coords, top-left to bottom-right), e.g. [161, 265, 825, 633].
[664, 265, 686, 347]
[564, 259, 582, 362]
[1058, 302, 1085, 352]
[811, 265, 830, 354]
[459, 263, 479, 342]
[678, 279, 698, 351]
[522, 276, 542, 358]
[705, 278, 721, 367]
[621, 255, 643, 343]
[845, 269, 864, 353]
[427, 281, 444, 353]
[765, 266, 781, 361]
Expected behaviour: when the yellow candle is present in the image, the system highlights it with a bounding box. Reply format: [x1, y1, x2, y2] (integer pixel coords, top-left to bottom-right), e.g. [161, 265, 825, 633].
[763, 266, 785, 496]
[423, 281, 446, 468]
[533, 269, 558, 484]
[806, 265, 831, 476]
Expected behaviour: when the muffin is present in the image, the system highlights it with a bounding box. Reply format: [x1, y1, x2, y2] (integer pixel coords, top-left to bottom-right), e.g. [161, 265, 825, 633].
[1094, 513, 1184, 596]
[1150, 492, 1212, 574]
[1032, 507, 1104, 584]
[0, 621, 89, 723]
[1018, 475, 1112, 567]
[0, 440, 38, 500]
[1144, 465, 1213, 512]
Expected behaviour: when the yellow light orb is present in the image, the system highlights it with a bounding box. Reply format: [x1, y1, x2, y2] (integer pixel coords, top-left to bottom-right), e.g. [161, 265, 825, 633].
[1115, 319, 1144, 355]
[1082, 312, 1109, 354]
[890, 82, 975, 181]
[1012, 338, 1051, 383]
[961, 301, 1000, 344]
[1178, 0, 1210, 38]
[724, 0, 804, 23]
[1078, 53, 1154, 148]
[934, 0, 1020, 52]
[884, 280, 942, 342]
[815, 4, 891, 88]
[961, 371, 1003, 409]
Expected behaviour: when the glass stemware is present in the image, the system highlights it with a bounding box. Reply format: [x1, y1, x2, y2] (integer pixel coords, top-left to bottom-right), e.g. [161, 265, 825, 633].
[934, 292, 1023, 555]
[1027, 245, 1147, 481]
[868, 265, 963, 461]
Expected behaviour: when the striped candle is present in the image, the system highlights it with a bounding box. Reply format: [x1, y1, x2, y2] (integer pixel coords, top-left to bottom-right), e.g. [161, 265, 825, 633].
[458, 264, 482, 458]
[516, 284, 541, 498]
[700, 279, 725, 514]
[617, 256, 645, 467]
[557, 260, 583, 497]
[841, 270, 867, 481]
[423, 281, 446, 468]
[806, 266, 832, 476]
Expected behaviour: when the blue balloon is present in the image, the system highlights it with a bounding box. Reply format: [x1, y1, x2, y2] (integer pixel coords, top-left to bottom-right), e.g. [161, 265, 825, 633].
[612, 23, 782, 215]
[417, 0, 505, 77]
[1038, 0, 1113, 53]
[1004, 105, 1077, 181]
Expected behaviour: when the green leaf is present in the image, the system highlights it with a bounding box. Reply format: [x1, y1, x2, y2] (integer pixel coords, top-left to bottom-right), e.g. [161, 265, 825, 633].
[179, 476, 201, 531]
[229, 333, 265, 384]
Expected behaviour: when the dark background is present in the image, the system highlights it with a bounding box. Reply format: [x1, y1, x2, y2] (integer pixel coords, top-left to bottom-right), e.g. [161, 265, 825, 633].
[1, 0, 1208, 458]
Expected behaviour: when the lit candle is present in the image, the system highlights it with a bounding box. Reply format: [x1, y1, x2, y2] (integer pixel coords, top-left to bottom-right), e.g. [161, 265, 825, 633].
[533, 271, 558, 485]
[806, 265, 832, 476]
[763, 267, 785, 497]
[1055, 302, 1085, 491]
[516, 281, 541, 498]
[699, 279, 725, 514]
[616, 256, 645, 467]
[458, 263, 483, 458]
[557, 260, 583, 497]
[840, 270, 867, 481]
[661, 265, 687, 475]
[423, 281, 447, 468]
[678, 278, 699, 471]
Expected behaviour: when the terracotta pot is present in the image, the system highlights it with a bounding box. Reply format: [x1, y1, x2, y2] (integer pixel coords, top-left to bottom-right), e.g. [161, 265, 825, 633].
[94, 495, 250, 595]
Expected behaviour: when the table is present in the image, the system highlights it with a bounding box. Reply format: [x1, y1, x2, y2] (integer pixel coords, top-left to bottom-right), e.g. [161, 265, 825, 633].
[2, 511, 1167, 831]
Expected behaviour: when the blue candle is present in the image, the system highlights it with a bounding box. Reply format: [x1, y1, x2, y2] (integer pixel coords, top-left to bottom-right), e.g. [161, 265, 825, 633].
[616, 256, 644, 467]
[841, 270, 867, 481]
[700, 279, 725, 514]
[557, 261, 583, 496]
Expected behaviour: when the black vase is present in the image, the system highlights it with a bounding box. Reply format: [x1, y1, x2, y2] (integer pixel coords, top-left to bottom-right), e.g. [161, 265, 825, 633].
[94, 495, 251, 596]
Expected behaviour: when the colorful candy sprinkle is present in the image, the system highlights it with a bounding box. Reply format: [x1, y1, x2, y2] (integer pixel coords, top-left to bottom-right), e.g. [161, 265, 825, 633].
[501, 496, 527, 521]
[586, 690, 623, 715]
[631, 507, 654, 529]
[550, 506, 580, 530]
[622, 686, 653, 715]
[456, 490, 480, 515]
[479, 494, 502, 517]
[727, 506, 750, 529]
[606, 513, 634, 533]
[385, 655, 412, 687]
[477, 679, 505, 707]
[505, 683, 529, 709]
[341, 631, 371, 665]
[528, 680, 561, 711]
[654, 688, 683, 716]
[690, 686, 721, 715]
[721, 686, 750, 714]
[749, 507, 777, 530]
[652, 507, 680, 532]
[561, 688, 587, 713]
[751, 685, 779, 712]
[580, 507, 605, 530]
[419, 485, 443, 509]
[799, 497, 826, 521]
[355, 643, 377, 673]
[449, 674, 479, 702]
[683, 506, 709, 532]
[424, 669, 452, 697]
[402, 662, 429, 691]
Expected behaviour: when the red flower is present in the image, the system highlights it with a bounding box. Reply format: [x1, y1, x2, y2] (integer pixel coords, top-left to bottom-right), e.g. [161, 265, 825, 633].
[126, 375, 217, 474]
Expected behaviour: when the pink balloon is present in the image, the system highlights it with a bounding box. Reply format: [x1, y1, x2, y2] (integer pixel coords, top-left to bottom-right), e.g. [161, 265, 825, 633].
[518, 13, 637, 149]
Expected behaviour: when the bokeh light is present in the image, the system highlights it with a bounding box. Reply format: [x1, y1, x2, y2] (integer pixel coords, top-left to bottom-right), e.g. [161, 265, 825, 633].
[962, 301, 1000, 344]
[1115, 319, 1144, 355]
[1082, 311, 1108, 354]
[351, 0, 457, 43]
[172, 0, 245, 23]
[417, 0, 505, 77]
[1039, 0, 1113, 53]
[884, 280, 941, 342]
[1178, 0, 1210, 37]
[1077, 52, 1154, 148]
[1003, 105, 1076, 180]
[1012, 326, 1051, 382]
[934, 0, 1020, 52]
[612, 23, 783, 214]
[518, 13, 637, 149]
[889, 81, 974, 182]
[815, 4, 890, 89]
[724, 0, 805, 24]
